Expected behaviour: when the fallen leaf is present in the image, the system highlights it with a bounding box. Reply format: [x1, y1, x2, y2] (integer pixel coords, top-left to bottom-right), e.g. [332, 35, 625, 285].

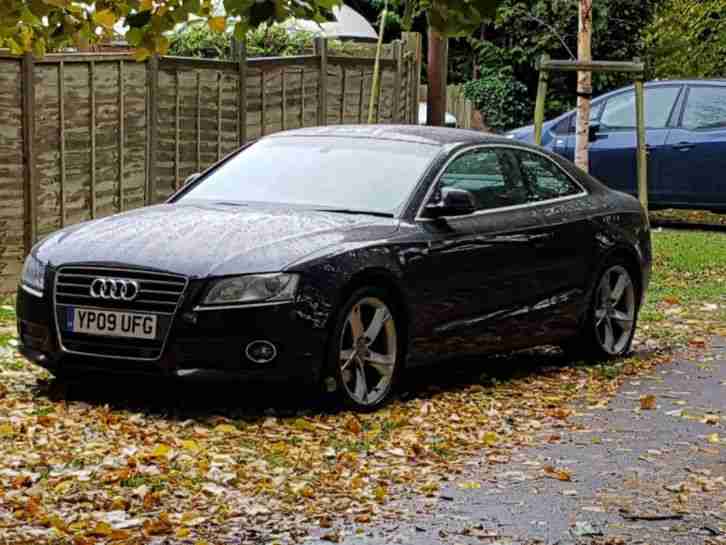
[640, 394, 657, 410]
[544, 465, 572, 481]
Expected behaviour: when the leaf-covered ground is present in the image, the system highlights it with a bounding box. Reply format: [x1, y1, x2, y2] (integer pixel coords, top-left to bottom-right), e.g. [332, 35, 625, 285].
[0, 228, 724, 545]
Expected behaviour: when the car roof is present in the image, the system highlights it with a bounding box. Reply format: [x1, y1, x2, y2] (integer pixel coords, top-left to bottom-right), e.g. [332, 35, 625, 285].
[265, 124, 513, 147]
[646, 79, 726, 85]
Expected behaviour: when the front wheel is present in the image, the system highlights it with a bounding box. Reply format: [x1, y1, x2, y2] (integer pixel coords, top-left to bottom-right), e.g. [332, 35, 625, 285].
[565, 262, 639, 360]
[328, 288, 403, 411]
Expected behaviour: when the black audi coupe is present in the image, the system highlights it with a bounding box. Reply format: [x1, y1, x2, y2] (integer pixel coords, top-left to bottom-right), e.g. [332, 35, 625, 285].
[17, 126, 651, 410]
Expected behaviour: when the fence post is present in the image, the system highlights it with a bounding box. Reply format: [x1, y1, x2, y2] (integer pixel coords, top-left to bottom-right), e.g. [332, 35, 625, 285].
[146, 54, 159, 205]
[314, 37, 328, 126]
[403, 32, 422, 124]
[238, 40, 247, 145]
[21, 52, 36, 253]
[392, 40, 402, 123]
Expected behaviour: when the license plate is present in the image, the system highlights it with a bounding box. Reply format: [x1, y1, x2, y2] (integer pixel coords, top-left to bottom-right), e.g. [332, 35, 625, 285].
[66, 308, 158, 340]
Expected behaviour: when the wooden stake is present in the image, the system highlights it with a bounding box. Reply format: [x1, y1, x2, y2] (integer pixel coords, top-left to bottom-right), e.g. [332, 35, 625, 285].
[392, 40, 402, 123]
[534, 54, 550, 146]
[299, 68, 305, 127]
[635, 75, 649, 216]
[339, 67, 346, 124]
[196, 71, 201, 171]
[260, 71, 266, 136]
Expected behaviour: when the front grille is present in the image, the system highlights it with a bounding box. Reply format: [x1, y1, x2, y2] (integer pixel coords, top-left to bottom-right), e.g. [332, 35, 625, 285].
[54, 266, 188, 361]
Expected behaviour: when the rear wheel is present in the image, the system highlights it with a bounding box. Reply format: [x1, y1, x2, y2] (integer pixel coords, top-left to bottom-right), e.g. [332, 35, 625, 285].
[565, 262, 639, 360]
[328, 287, 403, 411]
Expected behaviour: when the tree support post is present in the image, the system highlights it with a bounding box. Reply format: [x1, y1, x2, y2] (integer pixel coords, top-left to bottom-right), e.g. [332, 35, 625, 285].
[533, 58, 648, 214]
[634, 72, 648, 218]
[533, 54, 550, 146]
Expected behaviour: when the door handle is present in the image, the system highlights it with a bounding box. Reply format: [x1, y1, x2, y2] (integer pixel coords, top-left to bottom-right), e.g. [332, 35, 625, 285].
[644, 144, 653, 156]
[673, 141, 693, 152]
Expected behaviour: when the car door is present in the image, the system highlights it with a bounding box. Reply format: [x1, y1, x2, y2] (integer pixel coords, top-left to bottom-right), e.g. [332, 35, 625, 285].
[584, 85, 683, 197]
[659, 84, 726, 210]
[508, 148, 596, 340]
[405, 146, 555, 361]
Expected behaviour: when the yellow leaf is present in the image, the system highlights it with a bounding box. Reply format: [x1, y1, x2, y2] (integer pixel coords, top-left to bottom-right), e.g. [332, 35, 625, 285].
[374, 486, 386, 502]
[88, 521, 114, 537]
[544, 465, 572, 481]
[139, 0, 153, 10]
[155, 35, 169, 56]
[482, 431, 498, 447]
[458, 481, 481, 490]
[640, 394, 657, 410]
[0, 423, 14, 436]
[43, 0, 70, 7]
[214, 423, 237, 434]
[133, 47, 152, 61]
[151, 443, 172, 458]
[181, 439, 200, 451]
[708, 433, 720, 444]
[93, 9, 117, 30]
[208, 16, 227, 33]
[176, 527, 191, 538]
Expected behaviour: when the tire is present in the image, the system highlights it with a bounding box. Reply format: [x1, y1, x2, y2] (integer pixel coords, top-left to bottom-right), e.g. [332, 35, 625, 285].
[564, 259, 640, 361]
[325, 286, 404, 411]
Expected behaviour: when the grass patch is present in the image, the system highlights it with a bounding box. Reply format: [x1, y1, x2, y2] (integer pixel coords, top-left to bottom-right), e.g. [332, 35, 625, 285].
[647, 229, 726, 308]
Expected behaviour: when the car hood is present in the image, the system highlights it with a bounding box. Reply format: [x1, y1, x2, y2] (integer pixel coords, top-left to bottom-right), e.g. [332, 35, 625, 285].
[35, 202, 399, 278]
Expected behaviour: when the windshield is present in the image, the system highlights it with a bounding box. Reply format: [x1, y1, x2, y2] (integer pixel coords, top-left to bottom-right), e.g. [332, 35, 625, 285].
[177, 136, 440, 215]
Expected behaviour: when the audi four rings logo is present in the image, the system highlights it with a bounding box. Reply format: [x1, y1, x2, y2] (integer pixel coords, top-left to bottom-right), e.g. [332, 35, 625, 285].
[89, 278, 140, 301]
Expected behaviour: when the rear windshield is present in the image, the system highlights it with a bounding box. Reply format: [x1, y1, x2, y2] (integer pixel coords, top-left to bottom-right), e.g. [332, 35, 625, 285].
[178, 136, 440, 215]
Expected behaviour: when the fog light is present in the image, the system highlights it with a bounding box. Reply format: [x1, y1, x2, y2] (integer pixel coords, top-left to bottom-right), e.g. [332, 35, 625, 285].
[245, 340, 277, 364]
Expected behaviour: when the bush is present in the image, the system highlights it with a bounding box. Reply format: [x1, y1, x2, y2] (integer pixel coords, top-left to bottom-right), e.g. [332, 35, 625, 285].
[644, 0, 726, 79]
[169, 23, 313, 59]
[463, 69, 531, 133]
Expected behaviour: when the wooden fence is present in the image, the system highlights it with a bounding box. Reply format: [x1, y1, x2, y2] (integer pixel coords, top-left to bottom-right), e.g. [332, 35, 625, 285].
[419, 84, 475, 129]
[0, 34, 423, 293]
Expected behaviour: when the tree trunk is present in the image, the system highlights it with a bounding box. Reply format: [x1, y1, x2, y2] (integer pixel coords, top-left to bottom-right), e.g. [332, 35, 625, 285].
[427, 27, 446, 126]
[574, 0, 593, 172]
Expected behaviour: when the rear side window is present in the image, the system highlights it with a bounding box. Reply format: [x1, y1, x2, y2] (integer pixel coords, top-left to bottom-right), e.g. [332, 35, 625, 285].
[440, 148, 529, 211]
[511, 150, 583, 202]
[600, 86, 681, 129]
[682, 86, 726, 130]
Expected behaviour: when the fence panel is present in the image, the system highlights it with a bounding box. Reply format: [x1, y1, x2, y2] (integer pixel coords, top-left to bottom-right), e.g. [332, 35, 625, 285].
[0, 36, 421, 292]
[0, 58, 24, 294]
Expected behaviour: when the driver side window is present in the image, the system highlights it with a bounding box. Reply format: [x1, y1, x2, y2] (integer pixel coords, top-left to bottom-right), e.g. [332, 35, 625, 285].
[440, 148, 528, 211]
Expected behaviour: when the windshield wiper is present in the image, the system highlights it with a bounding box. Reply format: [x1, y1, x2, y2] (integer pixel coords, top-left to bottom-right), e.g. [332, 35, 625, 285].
[313, 208, 394, 218]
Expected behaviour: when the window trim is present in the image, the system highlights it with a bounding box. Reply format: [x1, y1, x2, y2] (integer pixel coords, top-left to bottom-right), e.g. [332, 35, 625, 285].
[678, 84, 726, 131]
[415, 144, 588, 223]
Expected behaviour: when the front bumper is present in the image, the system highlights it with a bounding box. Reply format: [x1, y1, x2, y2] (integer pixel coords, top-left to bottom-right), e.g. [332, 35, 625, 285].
[16, 279, 329, 382]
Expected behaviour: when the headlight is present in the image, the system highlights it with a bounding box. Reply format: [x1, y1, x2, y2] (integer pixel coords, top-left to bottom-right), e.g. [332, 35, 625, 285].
[203, 273, 299, 306]
[505, 133, 516, 139]
[21, 254, 46, 294]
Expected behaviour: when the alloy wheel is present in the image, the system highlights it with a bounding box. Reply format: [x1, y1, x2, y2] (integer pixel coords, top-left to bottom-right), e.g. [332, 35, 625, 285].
[594, 265, 636, 355]
[338, 297, 397, 406]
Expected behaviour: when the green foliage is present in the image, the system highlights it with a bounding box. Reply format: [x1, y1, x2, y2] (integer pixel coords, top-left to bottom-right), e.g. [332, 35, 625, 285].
[0, 0, 341, 59]
[644, 0, 726, 79]
[451, 0, 658, 119]
[463, 68, 530, 132]
[169, 22, 312, 58]
[168, 20, 370, 59]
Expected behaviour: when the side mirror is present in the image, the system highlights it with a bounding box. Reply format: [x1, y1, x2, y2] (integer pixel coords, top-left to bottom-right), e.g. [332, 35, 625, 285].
[184, 173, 201, 186]
[588, 122, 601, 142]
[424, 187, 476, 218]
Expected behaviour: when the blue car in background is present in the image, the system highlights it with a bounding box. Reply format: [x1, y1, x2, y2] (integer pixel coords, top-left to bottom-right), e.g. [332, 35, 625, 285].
[508, 80, 726, 212]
